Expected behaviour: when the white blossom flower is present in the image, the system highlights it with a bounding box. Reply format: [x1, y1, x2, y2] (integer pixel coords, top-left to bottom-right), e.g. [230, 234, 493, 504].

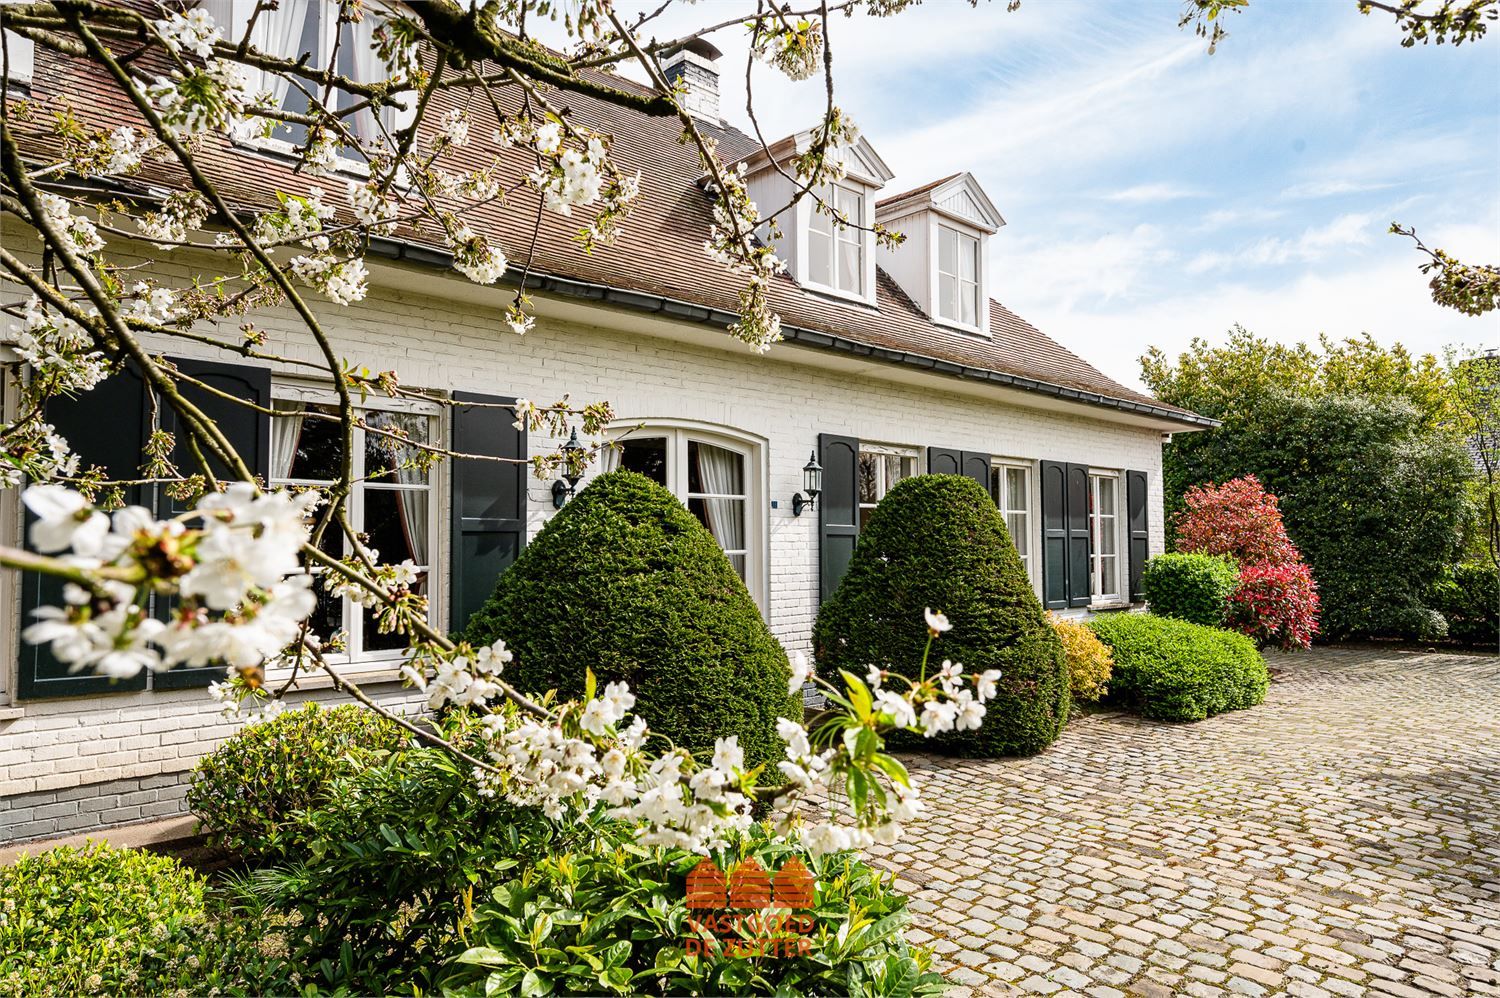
[157, 8, 221, 58]
[788, 650, 812, 695]
[23, 485, 109, 556]
[924, 607, 952, 634]
[977, 668, 1001, 702]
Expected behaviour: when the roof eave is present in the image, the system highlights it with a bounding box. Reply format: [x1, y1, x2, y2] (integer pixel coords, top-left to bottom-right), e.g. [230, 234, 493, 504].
[366, 235, 1220, 431]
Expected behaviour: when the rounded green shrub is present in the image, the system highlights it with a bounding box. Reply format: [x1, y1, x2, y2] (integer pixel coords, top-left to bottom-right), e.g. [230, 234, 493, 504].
[462, 470, 798, 770]
[1142, 552, 1239, 626]
[0, 842, 209, 996]
[187, 701, 404, 859]
[1088, 613, 1269, 722]
[814, 474, 1069, 757]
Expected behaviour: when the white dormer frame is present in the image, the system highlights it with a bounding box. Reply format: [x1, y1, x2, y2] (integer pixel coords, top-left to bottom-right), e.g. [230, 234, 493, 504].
[730, 130, 895, 307]
[875, 172, 1004, 336]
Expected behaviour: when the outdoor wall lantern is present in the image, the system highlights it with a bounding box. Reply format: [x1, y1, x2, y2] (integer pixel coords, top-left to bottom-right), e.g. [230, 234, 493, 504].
[551, 427, 586, 509]
[792, 450, 823, 517]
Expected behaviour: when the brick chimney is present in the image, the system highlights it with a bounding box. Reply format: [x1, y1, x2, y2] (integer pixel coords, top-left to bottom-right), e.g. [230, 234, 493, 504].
[662, 38, 723, 125]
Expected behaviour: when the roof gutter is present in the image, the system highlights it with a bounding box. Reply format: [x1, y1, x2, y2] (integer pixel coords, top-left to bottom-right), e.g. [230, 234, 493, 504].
[400, 237, 1221, 430]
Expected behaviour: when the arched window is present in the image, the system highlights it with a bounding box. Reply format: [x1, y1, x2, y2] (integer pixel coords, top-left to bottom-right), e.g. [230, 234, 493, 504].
[604, 422, 767, 611]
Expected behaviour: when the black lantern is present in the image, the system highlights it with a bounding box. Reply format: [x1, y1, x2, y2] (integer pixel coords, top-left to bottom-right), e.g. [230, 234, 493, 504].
[551, 427, 586, 508]
[792, 450, 822, 517]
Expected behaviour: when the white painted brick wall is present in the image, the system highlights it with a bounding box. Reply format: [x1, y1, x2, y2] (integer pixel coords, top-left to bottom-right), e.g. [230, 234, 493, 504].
[0, 243, 1171, 808]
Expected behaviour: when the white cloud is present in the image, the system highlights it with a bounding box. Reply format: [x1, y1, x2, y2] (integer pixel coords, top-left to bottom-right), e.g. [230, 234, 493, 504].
[1100, 182, 1203, 203]
[1185, 212, 1379, 274]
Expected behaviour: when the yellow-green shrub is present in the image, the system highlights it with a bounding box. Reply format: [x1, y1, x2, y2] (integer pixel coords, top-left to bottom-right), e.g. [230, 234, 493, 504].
[1049, 613, 1113, 703]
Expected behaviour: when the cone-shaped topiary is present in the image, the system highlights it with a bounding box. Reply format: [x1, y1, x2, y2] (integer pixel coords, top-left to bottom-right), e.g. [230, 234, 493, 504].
[462, 470, 798, 770]
[814, 474, 1070, 757]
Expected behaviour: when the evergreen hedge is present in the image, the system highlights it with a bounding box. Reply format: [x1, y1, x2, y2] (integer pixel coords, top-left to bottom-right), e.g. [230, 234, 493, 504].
[814, 474, 1069, 757]
[1142, 552, 1239, 626]
[1088, 613, 1268, 722]
[462, 470, 798, 770]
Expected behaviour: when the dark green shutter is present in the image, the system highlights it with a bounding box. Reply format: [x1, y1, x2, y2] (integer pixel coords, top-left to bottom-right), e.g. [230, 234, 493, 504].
[929, 448, 988, 490]
[18, 364, 152, 699]
[818, 433, 860, 602]
[926, 447, 960, 475]
[153, 358, 272, 689]
[1040, 461, 1068, 610]
[1041, 460, 1094, 610]
[960, 451, 991, 490]
[451, 391, 527, 633]
[1127, 469, 1149, 603]
[1065, 463, 1091, 608]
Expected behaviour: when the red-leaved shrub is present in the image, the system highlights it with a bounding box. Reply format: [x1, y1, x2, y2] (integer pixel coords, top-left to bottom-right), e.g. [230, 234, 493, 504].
[1224, 562, 1320, 651]
[1174, 475, 1299, 566]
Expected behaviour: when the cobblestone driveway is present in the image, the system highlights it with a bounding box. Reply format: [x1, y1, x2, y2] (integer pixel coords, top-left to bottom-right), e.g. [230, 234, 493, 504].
[869, 647, 1500, 998]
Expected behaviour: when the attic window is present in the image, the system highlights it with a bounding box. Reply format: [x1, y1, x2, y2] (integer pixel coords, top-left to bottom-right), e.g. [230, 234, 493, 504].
[937, 225, 980, 327]
[808, 184, 865, 296]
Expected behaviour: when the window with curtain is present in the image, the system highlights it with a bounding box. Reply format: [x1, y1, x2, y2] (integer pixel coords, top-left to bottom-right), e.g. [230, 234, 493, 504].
[857, 444, 917, 530]
[990, 462, 1031, 578]
[606, 427, 763, 601]
[209, 0, 398, 155]
[937, 225, 981, 327]
[1089, 472, 1120, 601]
[270, 392, 438, 661]
[807, 183, 866, 296]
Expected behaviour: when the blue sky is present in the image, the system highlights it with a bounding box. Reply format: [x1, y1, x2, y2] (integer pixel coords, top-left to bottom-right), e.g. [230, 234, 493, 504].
[619, 0, 1499, 389]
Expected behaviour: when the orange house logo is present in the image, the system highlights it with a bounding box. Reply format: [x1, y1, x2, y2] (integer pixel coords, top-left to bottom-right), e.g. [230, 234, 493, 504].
[681, 856, 818, 958]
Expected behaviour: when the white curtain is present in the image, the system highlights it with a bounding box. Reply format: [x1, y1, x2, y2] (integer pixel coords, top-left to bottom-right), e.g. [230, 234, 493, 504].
[271, 401, 305, 480]
[258, 0, 308, 112]
[344, 15, 384, 142]
[369, 411, 429, 566]
[695, 442, 744, 554]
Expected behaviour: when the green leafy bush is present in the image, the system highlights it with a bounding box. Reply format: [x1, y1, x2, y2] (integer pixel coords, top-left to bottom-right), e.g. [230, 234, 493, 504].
[187, 701, 404, 860]
[238, 719, 558, 995]
[1431, 563, 1500, 647]
[1154, 388, 1472, 641]
[0, 842, 259, 996]
[815, 474, 1069, 757]
[1142, 552, 1239, 626]
[462, 470, 798, 770]
[445, 823, 945, 997]
[1088, 613, 1268, 722]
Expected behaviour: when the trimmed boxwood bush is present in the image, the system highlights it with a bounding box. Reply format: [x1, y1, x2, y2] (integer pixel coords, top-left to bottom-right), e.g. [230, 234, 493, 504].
[462, 470, 798, 770]
[0, 843, 213, 996]
[188, 701, 404, 860]
[815, 474, 1069, 757]
[1142, 552, 1239, 626]
[1088, 613, 1268, 722]
[1431, 563, 1499, 648]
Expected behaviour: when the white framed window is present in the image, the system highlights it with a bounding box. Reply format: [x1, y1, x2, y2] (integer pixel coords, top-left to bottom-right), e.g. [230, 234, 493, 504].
[807, 183, 866, 296]
[211, 0, 410, 158]
[1089, 471, 1120, 602]
[857, 443, 918, 529]
[2, 29, 34, 93]
[606, 423, 767, 610]
[937, 225, 981, 327]
[270, 386, 441, 664]
[990, 461, 1031, 579]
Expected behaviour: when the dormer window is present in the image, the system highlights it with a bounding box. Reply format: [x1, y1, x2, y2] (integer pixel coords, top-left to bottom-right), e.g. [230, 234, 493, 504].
[728, 128, 894, 306]
[876, 172, 1004, 336]
[937, 225, 981, 327]
[809, 184, 866, 296]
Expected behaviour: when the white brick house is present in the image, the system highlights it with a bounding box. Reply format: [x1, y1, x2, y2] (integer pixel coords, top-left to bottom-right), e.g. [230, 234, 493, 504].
[0, 19, 1212, 845]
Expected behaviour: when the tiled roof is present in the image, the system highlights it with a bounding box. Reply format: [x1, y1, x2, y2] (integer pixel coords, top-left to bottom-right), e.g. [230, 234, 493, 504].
[876, 173, 962, 209]
[9, 37, 1211, 427]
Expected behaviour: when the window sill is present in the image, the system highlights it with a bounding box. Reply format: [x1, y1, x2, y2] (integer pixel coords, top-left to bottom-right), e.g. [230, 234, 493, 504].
[0, 705, 25, 722]
[930, 315, 987, 338]
[1088, 600, 1133, 613]
[229, 135, 373, 181]
[799, 280, 878, 310]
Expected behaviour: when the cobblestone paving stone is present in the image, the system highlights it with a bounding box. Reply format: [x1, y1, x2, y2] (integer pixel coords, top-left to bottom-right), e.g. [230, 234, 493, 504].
[867, 647, 1500, 997]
